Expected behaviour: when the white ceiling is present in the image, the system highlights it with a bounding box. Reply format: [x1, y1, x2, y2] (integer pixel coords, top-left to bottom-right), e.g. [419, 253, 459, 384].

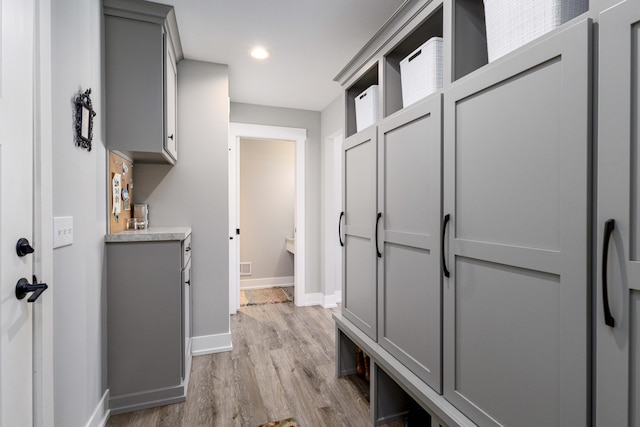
[158, 0, 406, 111]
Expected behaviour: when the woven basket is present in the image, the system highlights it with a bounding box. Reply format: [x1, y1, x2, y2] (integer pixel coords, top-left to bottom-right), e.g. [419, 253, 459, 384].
[355, 85, 379, 132]
[400, 37, 443, 108]
[484, 0, 588, 62]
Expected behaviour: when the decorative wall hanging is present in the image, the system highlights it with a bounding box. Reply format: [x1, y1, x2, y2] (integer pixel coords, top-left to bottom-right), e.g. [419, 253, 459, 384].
[75, 88, 97, 151]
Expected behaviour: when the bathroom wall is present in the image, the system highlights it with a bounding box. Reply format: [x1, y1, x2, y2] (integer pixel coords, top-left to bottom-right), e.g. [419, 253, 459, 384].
[230, 102, 322, 294]
[239, 138, 295, 284]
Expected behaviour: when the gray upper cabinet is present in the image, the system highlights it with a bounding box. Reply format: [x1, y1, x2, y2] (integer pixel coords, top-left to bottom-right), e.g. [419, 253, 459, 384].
[443, 18, 591, 427]
[342, 126, 378, 340]
[596, 1, 640, 425]
[376, 95, 442, 393]
[104, 0, 183, 164]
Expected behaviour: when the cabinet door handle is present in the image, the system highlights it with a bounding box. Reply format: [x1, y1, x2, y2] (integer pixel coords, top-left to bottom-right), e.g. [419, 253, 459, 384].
[602, 219, 616, 328]
[168, 134, 174, 140]
[338, 211, 344, 247]
[442, 214, 450, 278]
[185, 246, 191, 252]
[375, 212, 382, 258]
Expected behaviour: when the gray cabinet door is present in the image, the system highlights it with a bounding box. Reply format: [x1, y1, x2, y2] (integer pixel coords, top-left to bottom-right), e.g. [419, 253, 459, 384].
[105, 15, 165, 159]
[165, 38, 178, 162]
[107, 240, 184, 411]
[342, 127, 378, 340]
[182, 258, 191, 378]
[376, 95, 442, 392]
[596, 2, 640, 425]
[443, 19, 591, 427]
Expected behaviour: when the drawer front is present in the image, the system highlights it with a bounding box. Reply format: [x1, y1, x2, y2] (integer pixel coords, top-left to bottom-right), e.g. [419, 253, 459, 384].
[182, 234, 192, 267]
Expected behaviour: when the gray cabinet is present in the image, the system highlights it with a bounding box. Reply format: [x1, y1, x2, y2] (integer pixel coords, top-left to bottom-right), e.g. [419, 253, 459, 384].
[106, 233, 192, 414]
[596, 1, 640, 425]
[342, 126, 378, 340]
[443, 18, 591, 427]
[335, 2, 599, 426]
[376, 95, 442, 393]
[104, 0, 182, 164]
[341, 93, 443, 394]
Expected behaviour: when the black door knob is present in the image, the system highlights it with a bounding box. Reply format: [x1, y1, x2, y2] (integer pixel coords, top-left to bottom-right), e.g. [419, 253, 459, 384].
[16, 238, 34, 257]
[15, 277, 48, 302]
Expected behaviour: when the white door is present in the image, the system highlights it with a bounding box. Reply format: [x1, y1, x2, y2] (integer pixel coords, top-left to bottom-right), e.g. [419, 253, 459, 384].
[1, 0, 38, 425]
[596, 1, 640, 425]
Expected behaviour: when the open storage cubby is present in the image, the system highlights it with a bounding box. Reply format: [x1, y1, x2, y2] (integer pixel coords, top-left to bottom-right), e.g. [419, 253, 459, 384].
[336, 326, 444, 427]
[345, 63, 379, 138]
[383, 6, 443, 117]
[373, 363, 432, 426]
[453, 0, 488, 80]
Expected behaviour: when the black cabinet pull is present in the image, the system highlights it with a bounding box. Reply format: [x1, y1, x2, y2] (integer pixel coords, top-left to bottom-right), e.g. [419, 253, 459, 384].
[442, 214, 450, 278]
[338, 212, 345, 247]
[168, 134, 174, 140]
[375, 212, 382, 258]
[602, 219, 616, 327]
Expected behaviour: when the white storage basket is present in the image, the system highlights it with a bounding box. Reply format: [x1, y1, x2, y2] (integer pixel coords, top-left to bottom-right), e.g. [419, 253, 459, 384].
[355, 85, 379, 132]
[484, 0, 588, 62]
[400, 37, 443, 108]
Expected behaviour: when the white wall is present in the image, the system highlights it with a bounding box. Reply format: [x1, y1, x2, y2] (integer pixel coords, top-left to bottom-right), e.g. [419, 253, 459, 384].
[134, 60, 230, 341]
[51, 0, 107, 425]
[230, 103, 322, 294]
[240, 138, 295, 281]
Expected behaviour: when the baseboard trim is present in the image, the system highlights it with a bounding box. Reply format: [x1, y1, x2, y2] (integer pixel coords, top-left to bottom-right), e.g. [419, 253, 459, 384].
[85, 389, 110, 427]
[240, 276, 294, 290]
[323, 292, 338, 309]
[109, 385, 186, 416]
[191, 331, 233, 356]
[295, 292, 324, 307]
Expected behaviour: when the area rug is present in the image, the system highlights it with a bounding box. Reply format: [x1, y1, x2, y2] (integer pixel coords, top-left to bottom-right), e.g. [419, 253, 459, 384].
[281, 286, 294, 301]
[258, 417, 298, 427]
[240, 287, 292, 306]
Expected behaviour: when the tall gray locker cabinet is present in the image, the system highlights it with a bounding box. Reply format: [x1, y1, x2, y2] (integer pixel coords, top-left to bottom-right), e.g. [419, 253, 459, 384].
[596, 1, 640, 425]
[376, 96, 442, 393]
[443, 19, 591, 427]
[342, 126, 378, 340]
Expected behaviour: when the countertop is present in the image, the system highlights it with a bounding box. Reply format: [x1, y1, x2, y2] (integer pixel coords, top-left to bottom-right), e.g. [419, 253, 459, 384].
[105, 226, 191, 243]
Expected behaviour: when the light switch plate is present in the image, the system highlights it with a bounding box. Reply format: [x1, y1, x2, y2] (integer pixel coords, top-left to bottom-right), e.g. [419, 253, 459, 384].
[53, 216, 73, 248]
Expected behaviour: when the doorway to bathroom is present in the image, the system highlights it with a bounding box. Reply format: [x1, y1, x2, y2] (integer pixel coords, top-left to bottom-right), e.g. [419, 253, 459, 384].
[238, 137, 295, 306]
[228, 123, 306, 314]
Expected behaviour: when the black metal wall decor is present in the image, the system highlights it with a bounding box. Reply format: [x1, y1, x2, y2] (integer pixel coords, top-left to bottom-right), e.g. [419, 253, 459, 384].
[75, 88, 97, 151]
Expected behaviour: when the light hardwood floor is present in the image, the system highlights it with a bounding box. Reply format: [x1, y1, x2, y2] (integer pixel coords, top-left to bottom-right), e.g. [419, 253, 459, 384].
[106, 302, 403, 427]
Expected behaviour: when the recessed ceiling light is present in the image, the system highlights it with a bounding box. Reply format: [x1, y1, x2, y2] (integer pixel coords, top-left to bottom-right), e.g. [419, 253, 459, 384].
[250, 47, 270, 60]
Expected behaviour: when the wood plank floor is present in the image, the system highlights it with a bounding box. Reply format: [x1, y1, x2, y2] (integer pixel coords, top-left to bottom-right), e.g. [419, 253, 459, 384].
[106, 302, 404, 427]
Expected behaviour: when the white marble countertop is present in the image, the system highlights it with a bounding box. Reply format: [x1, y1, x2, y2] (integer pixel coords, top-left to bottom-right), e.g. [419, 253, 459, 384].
[105, 226, 191, 243]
